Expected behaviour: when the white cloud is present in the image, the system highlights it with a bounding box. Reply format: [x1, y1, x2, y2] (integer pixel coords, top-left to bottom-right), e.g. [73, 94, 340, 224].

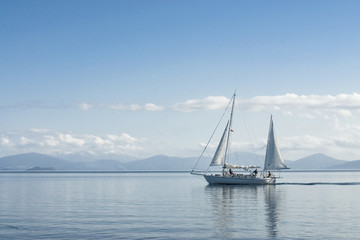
[29, 128, 53, 133]
[332, 109, 352, 118]
[1, 136, 12, 147]
[281, 135, 331, 151]
[168, 93, 360, 115]
[44, 135, 59, 147]
[109, 103, 164, 111]
[20, 136, 31, 145]
[298, 113, 316, 119]
[144, 103, 165, 111]
[172, 96, 230, 112]
[238, 93, 360, 113]
[110, 104, 142, 111]
[78, 102, 94, 110]
[118, 133, 140, 143]
[59, 133, 85, 146]
[0, 130, 148, 157]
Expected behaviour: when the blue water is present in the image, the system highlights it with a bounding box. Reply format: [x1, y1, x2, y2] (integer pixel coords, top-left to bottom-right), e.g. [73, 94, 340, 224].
[0, 171, 359, 239]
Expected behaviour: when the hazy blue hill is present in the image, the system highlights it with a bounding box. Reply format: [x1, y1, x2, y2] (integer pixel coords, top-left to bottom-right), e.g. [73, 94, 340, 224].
[0, 152, 80, 170]
[125, 155, 198, 170]
[124, 152, 265, 171]
[328, 160, 360, 169]
[82, 159, 127, 170]
[0, 153, 128, 170]
[287, 153, 347, 169]
[0, 153, 195, 171]
[54, 152, 139, 163]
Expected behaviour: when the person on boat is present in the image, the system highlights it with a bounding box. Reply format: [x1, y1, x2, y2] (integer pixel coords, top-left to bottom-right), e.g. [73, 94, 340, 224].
[267, 171, 272, 178]
[229, 168, 235, 176]
[253, 169, 258, 176]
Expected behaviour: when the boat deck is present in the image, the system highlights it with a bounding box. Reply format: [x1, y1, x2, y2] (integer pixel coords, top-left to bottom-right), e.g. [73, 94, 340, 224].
[204, 173, 276, 185]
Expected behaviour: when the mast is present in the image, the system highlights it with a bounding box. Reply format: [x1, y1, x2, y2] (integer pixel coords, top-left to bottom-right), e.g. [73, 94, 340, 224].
[223, 92, 236, 171]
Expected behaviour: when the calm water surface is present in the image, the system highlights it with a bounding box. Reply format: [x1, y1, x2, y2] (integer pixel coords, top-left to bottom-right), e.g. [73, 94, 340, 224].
[0, 171, 359, 239]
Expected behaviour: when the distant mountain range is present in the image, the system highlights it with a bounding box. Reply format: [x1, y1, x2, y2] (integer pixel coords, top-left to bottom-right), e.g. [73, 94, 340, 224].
[286, 153, 347, 169]
[0, 152, 197, 171]
[0, 152, 360, 171]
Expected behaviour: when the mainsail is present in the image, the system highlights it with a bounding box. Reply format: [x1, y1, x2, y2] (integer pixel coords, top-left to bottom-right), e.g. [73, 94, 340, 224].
[210, 121, 229, 166]
[264, 116, 288, 171]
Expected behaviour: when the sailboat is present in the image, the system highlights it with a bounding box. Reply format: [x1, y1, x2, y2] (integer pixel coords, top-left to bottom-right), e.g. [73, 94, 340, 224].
[191, 92, 289, 185]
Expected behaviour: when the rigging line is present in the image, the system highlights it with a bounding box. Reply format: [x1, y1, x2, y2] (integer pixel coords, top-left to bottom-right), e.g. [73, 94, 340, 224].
[191, 94, 235, 172]
[241, 112, 263, 164]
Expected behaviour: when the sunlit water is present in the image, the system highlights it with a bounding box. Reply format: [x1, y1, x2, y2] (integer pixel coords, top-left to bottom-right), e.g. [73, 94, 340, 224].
[0, 171, 359, 239]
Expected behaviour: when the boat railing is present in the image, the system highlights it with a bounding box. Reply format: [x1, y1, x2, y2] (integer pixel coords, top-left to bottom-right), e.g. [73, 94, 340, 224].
[191, 169, 208, 175]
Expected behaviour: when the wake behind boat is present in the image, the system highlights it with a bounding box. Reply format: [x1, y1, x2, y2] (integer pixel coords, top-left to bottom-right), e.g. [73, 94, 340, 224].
[191, 92, 289, 185]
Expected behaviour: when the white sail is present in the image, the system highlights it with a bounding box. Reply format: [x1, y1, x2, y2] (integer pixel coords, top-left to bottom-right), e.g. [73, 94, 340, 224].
[210, 121, 229, 166]
[264, 116, 288, 171]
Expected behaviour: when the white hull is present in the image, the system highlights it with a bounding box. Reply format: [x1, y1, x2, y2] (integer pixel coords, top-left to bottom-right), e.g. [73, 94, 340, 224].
[204, 174, 275, 185]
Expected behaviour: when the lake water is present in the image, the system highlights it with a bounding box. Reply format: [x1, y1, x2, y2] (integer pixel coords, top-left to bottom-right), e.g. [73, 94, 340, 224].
[0, 171, 360, 239]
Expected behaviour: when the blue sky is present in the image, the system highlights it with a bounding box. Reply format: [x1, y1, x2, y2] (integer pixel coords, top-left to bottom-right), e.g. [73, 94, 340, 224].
[1, 0, 360, 160]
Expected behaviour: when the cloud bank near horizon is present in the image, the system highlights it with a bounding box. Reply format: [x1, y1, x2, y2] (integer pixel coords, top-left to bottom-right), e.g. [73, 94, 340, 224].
[2, 93, 360, 160]
[76, 93, 360, 117]
[2, 125, 360, 161]
[1, 129, 148, 158]
[3, 93, 360, 115]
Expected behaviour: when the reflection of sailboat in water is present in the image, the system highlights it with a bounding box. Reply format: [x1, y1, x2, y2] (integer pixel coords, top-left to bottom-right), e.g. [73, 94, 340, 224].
[264, 185, 282, 238]
[192, 92, 289, 185]
[205, 185, 284, 239]
[205, 185, 236, 239]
